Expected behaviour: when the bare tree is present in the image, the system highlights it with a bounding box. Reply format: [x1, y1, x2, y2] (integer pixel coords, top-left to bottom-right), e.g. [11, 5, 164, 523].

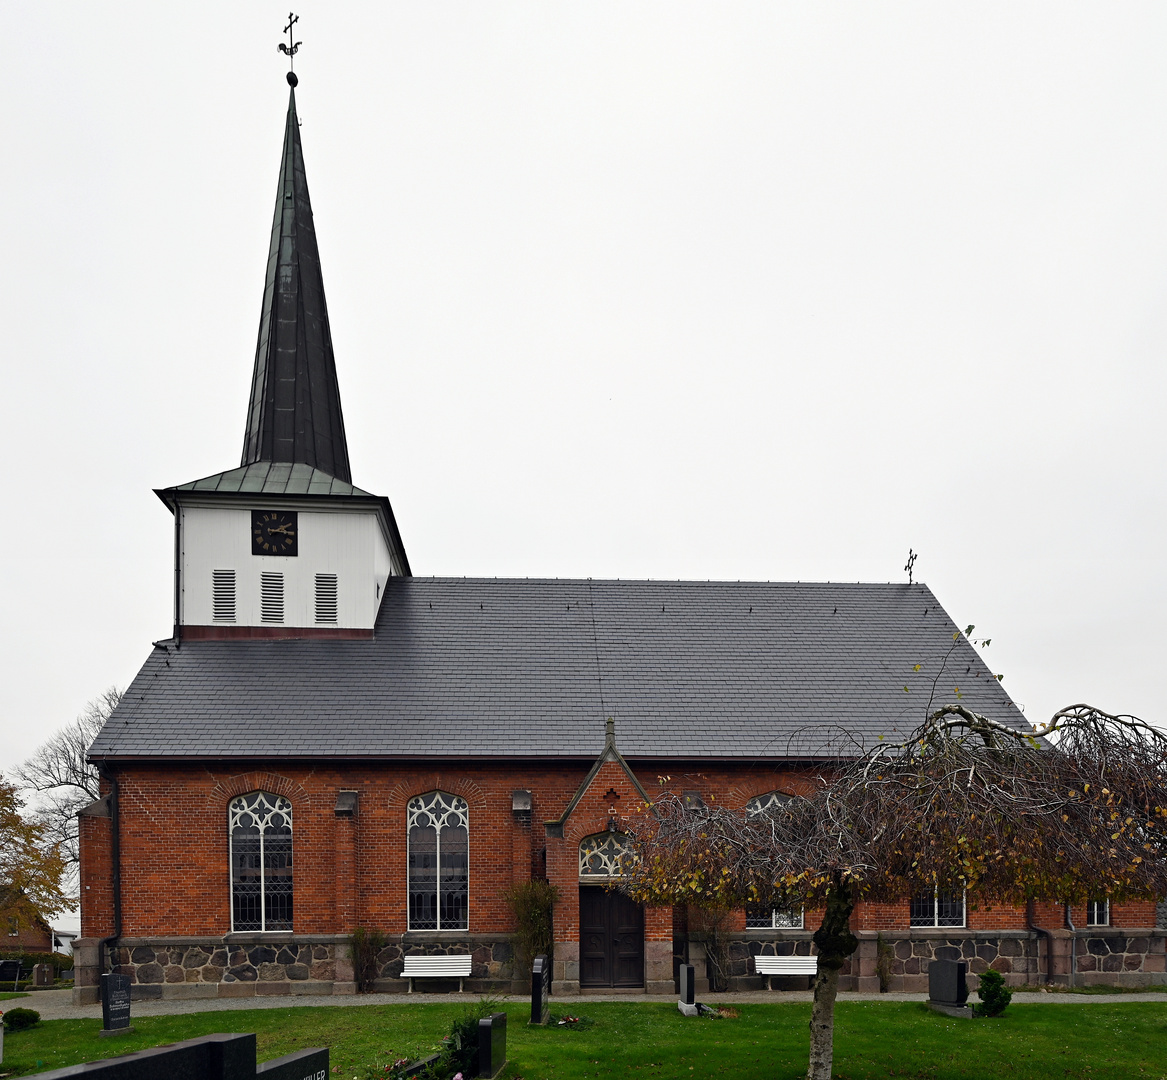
[13, 688, 120, 872]
[624, 703, 1167, 1080]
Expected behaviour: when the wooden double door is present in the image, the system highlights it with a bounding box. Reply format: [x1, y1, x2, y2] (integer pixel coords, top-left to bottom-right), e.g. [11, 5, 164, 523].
[579, 885, 644, 988]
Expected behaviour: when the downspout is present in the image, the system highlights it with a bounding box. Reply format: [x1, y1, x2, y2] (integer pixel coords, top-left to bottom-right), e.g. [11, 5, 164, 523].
[172, 503, 183, 643]
[1063, 902, 1076, 988]
[98, 771, 122, 977]
[1026, 900, 1052, 984]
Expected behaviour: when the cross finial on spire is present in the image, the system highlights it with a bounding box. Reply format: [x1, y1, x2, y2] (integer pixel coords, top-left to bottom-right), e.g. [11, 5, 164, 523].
[278, 12, 301, 83]
[905, 548, 918, 585]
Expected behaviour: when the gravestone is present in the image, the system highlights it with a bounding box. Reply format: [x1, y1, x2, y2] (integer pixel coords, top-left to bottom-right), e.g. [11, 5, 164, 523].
[530, 956, 550, 1025]
[100, 972, 134, 1036]
[31, 1032, 329, 1080]
[33, 963, 54, 987]
[477, 1013, 507, 1079]
[677, 964, 698, 1016]
[927, 959, 972, 1019]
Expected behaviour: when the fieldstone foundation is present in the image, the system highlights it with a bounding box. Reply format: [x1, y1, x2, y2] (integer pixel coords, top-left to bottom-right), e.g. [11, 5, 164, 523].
[689, 929, 1167, 993]
[72, 934, 519, 1004]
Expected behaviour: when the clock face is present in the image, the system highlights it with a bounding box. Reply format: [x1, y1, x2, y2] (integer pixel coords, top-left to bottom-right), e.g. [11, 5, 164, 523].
[251, 510, 298, 556]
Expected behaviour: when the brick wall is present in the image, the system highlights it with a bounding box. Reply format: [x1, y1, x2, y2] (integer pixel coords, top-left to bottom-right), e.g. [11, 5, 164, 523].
[77, 757, 1164, 998]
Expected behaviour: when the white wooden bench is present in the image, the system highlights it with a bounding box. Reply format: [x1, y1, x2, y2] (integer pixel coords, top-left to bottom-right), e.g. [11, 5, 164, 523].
[754, 954, 818, 989]
[401, 954, 473, 993]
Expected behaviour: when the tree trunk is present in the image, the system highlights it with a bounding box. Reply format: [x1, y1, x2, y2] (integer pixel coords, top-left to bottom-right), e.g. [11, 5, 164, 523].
[807, 878, 858, 1080]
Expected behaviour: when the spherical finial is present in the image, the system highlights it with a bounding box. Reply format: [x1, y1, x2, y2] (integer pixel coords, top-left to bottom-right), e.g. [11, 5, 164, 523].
[287, 71, 299, 88]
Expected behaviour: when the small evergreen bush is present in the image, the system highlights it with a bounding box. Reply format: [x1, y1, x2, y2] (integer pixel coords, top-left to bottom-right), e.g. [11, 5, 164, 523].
[976, 968, 1012, 1017]
[3, 1007, 41, 1031]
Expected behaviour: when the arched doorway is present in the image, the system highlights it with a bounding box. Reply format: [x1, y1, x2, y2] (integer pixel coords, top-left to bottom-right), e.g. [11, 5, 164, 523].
[578, 832, 644, 988]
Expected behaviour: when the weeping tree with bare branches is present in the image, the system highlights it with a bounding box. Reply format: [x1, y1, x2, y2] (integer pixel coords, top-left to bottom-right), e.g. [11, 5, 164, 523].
[12, 688, 120, 878]
[623, 703, 1167, 1080]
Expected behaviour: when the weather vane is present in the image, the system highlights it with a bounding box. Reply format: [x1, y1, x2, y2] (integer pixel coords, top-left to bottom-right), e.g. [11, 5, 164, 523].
[278, 13, 301, 82]
[904, 548, 917, 585]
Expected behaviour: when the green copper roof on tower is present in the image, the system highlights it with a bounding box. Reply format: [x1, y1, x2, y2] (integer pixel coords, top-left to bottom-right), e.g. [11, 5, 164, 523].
[241, 83, 352, 483]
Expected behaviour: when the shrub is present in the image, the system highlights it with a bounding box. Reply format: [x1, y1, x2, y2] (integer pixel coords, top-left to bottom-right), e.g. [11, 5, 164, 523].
[349, 927, 388, 993]
[503, 879, 558, 973]
[3, 1007, 41, 1031]
[976, 968, 1012, 1017]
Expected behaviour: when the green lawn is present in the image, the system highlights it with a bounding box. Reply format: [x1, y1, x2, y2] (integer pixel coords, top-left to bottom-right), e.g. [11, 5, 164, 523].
[2, 1001, 1166, 1080]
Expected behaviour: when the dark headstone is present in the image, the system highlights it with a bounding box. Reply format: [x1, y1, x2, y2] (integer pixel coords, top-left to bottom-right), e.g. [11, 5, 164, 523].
[32, 1033, 259, 1080]
[477, 1013, 507, 1079]
[679, 964, 695, 1006]
[256, 1047, 329, 1080]
[101, 972, 133, 1033]
[530, 956, 550, 1025]
[33, 963, 54, 987]
[928, 959, 968, 1005]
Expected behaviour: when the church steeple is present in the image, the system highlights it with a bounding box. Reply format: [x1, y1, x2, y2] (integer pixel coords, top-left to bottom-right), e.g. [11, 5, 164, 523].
[241, 74, 352, 483]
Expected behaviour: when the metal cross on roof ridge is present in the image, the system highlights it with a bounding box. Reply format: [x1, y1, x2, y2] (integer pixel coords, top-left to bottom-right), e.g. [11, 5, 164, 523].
[278, 12, 301, 70]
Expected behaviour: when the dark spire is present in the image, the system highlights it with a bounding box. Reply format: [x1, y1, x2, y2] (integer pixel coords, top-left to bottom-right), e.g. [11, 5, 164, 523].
[241, 82, 352, 483]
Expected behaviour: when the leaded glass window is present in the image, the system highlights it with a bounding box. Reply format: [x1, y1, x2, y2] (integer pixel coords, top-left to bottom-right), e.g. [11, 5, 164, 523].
[745, 791, 791, 818]
[909, 889, 965, 927]
[745, 905, 804, 929]
[579, 832, 633, 879]
[743, 793, 801, 927]
[408, 791, 469, 931]
[229, 791, 293, 932]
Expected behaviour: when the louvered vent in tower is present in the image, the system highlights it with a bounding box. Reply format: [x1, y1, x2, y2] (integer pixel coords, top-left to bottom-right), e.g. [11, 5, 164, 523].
[315, 573, 338, 624]
[260, 572, 284, 623]
[212, 570, 237, 622]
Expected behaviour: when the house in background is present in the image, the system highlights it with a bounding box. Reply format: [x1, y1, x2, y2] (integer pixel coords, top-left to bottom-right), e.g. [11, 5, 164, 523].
[74, 74, 1165, 1004]
[1, 887, 54, 954]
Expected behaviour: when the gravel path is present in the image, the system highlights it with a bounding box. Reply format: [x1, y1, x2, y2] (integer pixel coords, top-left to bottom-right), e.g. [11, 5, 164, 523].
[11, 987, 1167, 1022]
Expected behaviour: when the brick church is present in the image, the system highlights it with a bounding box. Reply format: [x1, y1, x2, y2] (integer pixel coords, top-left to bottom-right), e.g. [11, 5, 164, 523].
[75, 74, 1164, 1004]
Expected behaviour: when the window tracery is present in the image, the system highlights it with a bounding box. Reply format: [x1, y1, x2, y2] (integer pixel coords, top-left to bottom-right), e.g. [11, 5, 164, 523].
[408, 791, 469, 931]
[229, 791, 293, 932]
[579, 832, 633, 878]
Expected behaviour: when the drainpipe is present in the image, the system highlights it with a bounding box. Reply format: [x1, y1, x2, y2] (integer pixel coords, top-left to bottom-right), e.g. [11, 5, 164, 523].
[1026, 900, 1052, 984]
[1063, 902, 1076, 988]
[98, 771, 122, 978]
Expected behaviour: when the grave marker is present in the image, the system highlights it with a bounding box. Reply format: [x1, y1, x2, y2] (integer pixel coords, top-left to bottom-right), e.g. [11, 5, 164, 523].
[530, 956, 550, 1025]
[677, 964, 698, 1016]
[100, 972, 133, 1036]
[31, 1032, 329, 1080]
[927, 959, 972, 1019]
[477, 1012, 507, 1079]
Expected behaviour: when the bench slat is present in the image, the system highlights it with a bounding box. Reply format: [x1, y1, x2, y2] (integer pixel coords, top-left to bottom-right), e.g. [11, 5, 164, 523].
[754, 956, 818, 974]
[402, 956, 473, 975]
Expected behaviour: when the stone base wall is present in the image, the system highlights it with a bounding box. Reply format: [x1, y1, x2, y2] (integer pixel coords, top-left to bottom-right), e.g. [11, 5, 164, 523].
[72, 934, 519, 1004]
[694, 928, 1167, 993]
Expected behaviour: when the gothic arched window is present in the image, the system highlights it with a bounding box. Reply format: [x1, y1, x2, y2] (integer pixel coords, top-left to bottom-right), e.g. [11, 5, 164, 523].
[745, 790, 791, 818]
[229, 791, 293, 932]
[408, 792, 469, 930]
[743, 791, 802, 929]
[579, 832, 633, 879]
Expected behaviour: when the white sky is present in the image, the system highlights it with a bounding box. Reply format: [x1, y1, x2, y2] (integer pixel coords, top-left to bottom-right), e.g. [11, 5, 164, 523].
[2, 2, 1165, 781]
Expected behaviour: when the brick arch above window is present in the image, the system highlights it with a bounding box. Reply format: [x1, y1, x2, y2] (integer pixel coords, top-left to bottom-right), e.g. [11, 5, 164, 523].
[565, 811, 633, 846]
[209, 771, 310, 811]
[724, 781, 800, 811]
[385, 775, 486, 814]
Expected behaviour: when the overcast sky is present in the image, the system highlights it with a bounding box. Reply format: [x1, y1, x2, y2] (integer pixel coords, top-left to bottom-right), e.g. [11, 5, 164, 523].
[3, 3, 1165, 782]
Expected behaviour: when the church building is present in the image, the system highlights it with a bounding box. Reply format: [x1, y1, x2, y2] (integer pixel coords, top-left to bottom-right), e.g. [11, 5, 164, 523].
[75, 75, 1163, 1004]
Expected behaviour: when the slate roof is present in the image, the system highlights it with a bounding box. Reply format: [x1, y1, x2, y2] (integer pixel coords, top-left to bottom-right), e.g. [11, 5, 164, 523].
[90, 578, 1028, 761]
